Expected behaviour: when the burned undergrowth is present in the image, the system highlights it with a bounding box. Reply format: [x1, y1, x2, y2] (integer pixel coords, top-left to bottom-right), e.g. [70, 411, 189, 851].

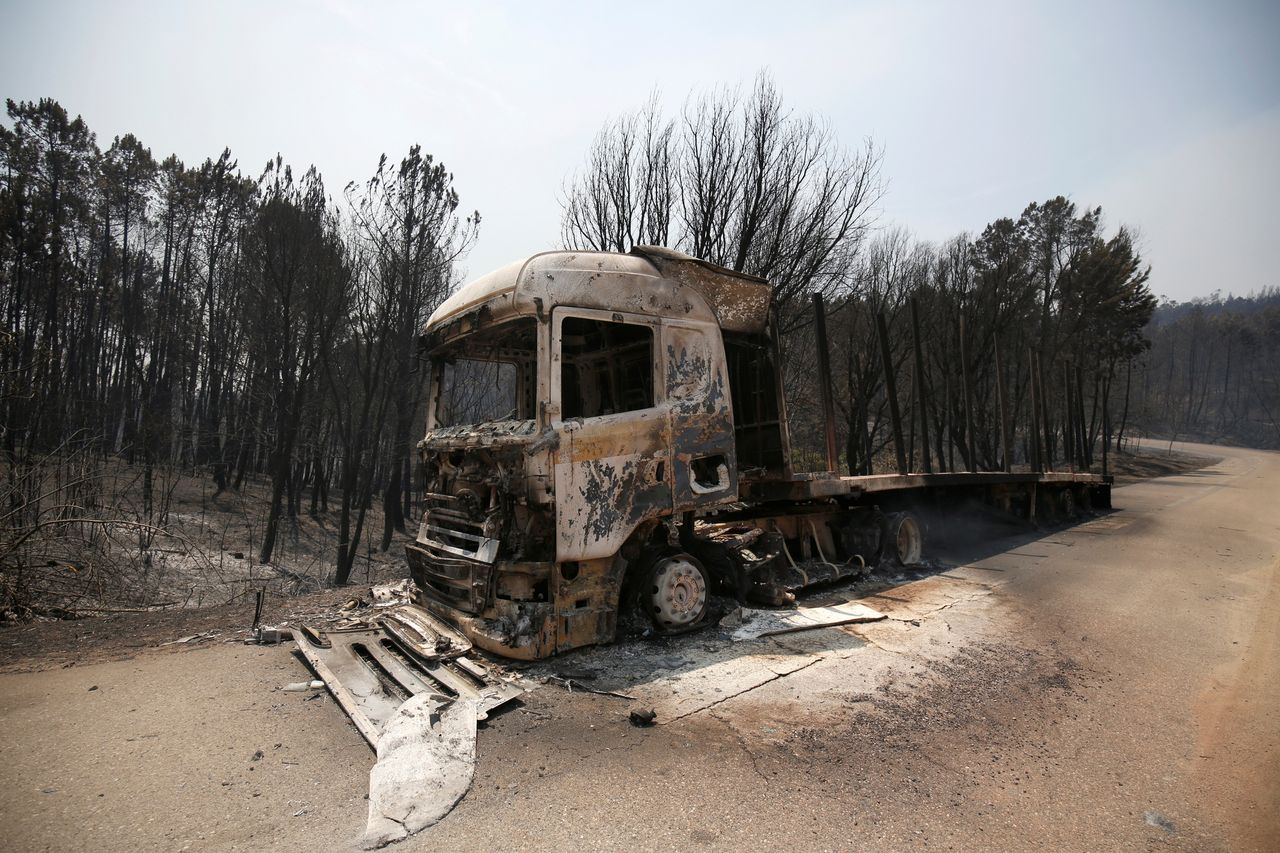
[1, 449, 410, 623]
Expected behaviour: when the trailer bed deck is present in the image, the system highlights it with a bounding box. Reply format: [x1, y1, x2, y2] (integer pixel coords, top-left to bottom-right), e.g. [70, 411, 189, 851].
[743, 469, 1110, 503]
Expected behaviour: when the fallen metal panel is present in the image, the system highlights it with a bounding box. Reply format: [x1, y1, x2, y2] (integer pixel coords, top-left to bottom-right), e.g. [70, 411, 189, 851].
[296, 605, 527, 849]
[294, 635, 384, 747]
[731, 601, 885, 641]
[379, 605, 472, 662]
[296, 621, 524, 748]
[363, 695, 478, 849]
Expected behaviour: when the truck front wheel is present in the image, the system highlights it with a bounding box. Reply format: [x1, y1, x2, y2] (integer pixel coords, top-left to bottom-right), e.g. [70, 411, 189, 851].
[647, 554, 709, 632]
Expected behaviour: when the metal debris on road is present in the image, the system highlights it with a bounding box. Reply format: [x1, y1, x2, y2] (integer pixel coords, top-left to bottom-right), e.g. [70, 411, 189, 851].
[362, 694, 478, 849]
[294, 606, 527, 845]
[730, 601, 886, 641]
[547, 674, 636, 700]
[629, 708, 657, 727]
[281, 680, 324, 692]
[245, 625, 293, 645]
[295, 616, 523, 743]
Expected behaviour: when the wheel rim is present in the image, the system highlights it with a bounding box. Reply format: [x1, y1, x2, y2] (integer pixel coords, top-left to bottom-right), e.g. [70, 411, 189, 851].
[649, 556, 707, 629]
[894, 516, 922, 565]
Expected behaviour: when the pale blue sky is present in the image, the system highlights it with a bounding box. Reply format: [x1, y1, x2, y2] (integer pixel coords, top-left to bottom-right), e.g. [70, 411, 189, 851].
[3, 0, 1277, 301]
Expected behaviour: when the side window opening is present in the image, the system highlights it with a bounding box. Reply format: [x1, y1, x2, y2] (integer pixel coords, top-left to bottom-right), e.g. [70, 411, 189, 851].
[561, 317, 654, 419]
[724, 333, 786, 474]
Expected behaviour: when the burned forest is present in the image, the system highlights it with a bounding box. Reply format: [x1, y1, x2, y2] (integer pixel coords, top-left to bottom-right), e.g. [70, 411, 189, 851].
[1, 97, 477, 618]
[560, 77, 1165, 477]
[1, 80, 1258, 628]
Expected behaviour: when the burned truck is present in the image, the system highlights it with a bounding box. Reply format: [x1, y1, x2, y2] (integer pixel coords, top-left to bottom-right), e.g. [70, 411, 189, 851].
[408, 246, 1109, 660]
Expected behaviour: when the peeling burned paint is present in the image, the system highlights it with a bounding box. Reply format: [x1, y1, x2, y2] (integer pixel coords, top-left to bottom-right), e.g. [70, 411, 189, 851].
[631, 246, 771, 334]
[662, 322, 738, 510]
[579, 458, 621, 542]
[577, 457, 669, 547]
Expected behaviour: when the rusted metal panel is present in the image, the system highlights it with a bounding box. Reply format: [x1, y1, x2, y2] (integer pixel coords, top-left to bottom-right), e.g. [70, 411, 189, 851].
[875, 311, 909, 474]
[632, 245, 772, 334]
[664, 319, 739, 512]
[554, 445, 671, 561]
[550, 306, 671, 562]
[552, 555, 625, 653]
[740, 471, 857, 502]
[849, 470, 1108, 493]
[812, 293, 840, 473]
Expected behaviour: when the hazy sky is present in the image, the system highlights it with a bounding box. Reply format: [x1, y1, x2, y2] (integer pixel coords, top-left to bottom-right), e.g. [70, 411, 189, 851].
[3, 0, 1277, 302]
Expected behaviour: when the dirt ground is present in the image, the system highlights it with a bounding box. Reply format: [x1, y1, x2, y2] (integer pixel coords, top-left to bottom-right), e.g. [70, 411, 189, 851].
[2, 455, 411, 623]
[0, 585, 364, 674]
[3, 441, 1275, 852]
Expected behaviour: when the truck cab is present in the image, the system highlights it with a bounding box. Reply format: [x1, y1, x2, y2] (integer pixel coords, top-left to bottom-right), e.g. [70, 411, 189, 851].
[410, 247, 782, 659]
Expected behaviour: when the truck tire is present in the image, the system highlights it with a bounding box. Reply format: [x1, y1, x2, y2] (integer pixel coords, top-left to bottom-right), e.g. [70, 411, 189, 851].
[647, 553, 709, 633]
[886, 513, 923, 566]
[1059, 487, 1078, 519]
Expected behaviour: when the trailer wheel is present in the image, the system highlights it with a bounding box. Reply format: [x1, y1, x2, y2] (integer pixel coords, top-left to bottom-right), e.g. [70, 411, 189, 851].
[887, 513, 923, 566]
[648, 554, 709, 632]
[1059, 487, 1077, 519]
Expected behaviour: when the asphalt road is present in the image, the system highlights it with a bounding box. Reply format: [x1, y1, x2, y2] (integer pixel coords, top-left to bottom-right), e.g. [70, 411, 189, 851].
[1, 441, 1276, 851]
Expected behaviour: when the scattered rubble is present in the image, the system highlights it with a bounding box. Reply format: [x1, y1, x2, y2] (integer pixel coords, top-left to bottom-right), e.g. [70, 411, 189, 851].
[628, 708, 657, 727]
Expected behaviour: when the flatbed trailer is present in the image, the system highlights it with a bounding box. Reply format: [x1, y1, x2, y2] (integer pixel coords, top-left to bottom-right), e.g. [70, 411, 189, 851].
[744, 468, 1108, 502]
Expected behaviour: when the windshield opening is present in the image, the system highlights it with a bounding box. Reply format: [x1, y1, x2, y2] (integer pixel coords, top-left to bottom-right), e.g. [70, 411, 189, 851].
[430, 318, 538, 428]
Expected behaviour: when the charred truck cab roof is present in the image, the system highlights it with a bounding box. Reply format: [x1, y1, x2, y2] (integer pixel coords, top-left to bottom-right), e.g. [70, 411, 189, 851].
[421, 246, 772, 345]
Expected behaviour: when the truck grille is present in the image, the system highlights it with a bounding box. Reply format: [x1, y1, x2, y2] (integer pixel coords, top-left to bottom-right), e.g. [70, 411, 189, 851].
[406, 541, 492, 614]
[406, 509, 500, 614]
[420, 508, 499, 562]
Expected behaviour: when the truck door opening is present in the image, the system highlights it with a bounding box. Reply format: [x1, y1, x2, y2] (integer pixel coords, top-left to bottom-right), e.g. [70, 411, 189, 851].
[560, 316, 654, 419]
